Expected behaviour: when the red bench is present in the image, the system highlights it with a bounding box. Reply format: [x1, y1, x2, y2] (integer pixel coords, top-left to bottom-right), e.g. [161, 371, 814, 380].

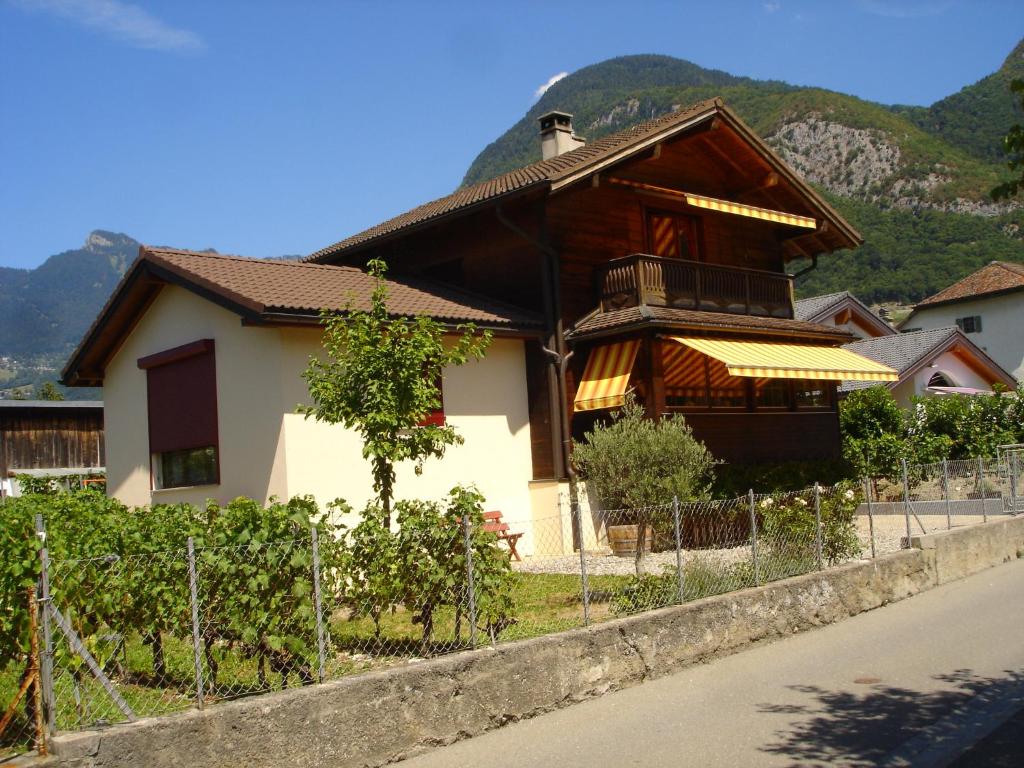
[482, 511, 523, 561]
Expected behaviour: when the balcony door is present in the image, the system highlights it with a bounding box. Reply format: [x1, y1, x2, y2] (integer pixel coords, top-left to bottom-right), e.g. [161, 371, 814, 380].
[646, 210, 702, 261]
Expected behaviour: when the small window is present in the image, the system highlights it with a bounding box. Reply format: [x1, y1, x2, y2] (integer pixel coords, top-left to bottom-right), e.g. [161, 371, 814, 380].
[647, 211, 700, 260]
[153, 447, 218, 490]
[794, 381, 832, 409]
[138, 339, 219, 490]
[955, 316, 982, 334]
[754, 378, 790, 409]
[417, 377, 446, 427]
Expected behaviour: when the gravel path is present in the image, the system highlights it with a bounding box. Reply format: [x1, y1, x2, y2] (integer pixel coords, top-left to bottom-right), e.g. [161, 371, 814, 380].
[514, 513, 1011, 575]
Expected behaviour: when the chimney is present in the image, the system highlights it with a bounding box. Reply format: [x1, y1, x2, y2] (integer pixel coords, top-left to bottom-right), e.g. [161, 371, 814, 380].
[538, 111, 585, 160]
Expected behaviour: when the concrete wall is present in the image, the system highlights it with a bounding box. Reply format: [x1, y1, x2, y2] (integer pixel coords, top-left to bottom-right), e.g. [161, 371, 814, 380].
[38, 516, 1024, 768]
[906, 293, 1024, 381]
[104, 286, 536, 534]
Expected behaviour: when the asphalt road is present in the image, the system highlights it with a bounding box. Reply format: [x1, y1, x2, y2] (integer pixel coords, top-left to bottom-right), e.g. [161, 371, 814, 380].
[397, 559, 1024, 767]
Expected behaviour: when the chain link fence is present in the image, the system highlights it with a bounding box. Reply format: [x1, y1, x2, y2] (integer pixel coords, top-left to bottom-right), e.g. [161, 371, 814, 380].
[3, 449, 1022, 757]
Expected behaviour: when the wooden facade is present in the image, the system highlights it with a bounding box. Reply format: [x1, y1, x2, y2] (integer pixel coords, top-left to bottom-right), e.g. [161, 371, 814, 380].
[0, 401, 105, 480]
[317, 103, 861, 476]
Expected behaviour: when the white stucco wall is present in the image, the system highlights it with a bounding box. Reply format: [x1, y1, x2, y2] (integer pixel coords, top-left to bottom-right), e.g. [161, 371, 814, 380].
[889, 351, 998, 408]
[906, 293, 1024, 381]
[103, 286, 537, 544]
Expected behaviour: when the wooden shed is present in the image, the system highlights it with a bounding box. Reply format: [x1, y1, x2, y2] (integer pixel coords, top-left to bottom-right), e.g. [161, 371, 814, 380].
[0, 400, 104, 495]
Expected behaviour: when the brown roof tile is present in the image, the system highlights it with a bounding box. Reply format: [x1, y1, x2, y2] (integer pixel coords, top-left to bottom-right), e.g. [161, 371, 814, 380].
[567, 305, 851, 341]
[307, 99, 726, 261]
[143, 247, 542, 327]
[916, 261, 1024, 308]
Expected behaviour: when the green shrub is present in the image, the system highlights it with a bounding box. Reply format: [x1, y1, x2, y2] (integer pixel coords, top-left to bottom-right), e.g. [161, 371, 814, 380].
[711, 459, 853, 497]
[573, 396, 714, 573]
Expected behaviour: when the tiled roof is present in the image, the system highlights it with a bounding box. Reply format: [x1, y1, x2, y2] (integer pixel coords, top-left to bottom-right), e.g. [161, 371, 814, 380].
[793, 291, 849, 321]
[839, 327, 958, 391]
[567, 305, 851, 341]
[916, 261, 1024, 308]
[143, 247, 542, 328]
[307, 99, 727, 261]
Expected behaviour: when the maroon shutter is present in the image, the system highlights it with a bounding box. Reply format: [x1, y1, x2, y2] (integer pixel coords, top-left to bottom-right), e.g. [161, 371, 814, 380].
[139, 340, 218, 454]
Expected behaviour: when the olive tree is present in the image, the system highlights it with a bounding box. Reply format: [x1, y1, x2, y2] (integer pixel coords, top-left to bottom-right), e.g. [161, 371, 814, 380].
[572, 396, 715, 574]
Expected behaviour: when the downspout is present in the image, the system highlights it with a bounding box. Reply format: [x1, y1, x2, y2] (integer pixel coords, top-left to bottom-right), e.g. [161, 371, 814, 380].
[788, 255, 817, 317]
[790, 254, 818, 280]
[496, 203, 582, 540]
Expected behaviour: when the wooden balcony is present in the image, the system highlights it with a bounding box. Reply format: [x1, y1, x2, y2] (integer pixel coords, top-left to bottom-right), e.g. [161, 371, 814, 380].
[596, 254, 794, 319]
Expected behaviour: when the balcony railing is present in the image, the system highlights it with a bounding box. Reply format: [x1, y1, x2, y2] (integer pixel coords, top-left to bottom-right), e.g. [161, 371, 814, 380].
[596, 254, 794, 319]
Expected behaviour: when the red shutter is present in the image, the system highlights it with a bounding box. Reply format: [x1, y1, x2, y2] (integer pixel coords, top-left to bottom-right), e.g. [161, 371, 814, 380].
[139, 340, 218, 454]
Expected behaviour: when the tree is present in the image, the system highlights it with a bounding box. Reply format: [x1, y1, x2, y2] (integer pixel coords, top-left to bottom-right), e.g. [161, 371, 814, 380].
[991, 78, 1024, 200]
[572, 397, 714, 574]
[33, 381, 64, 401]
[300, 258, 491, 524]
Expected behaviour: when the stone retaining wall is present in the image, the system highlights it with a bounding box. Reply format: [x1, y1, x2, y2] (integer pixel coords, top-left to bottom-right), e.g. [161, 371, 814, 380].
[28, 516, 1024, 768]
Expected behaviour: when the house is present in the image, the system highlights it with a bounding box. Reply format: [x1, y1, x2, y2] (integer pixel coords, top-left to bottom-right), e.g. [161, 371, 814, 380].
[900, 261, 1024, 382]
[794, 291, 895, 339]
[840, 327, 1018, 407]
[62, 98, 897, 551]
[0, 400, 104, 497]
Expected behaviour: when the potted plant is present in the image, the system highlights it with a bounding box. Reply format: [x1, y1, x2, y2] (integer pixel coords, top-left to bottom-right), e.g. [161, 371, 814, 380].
[572, 396, 714, 574]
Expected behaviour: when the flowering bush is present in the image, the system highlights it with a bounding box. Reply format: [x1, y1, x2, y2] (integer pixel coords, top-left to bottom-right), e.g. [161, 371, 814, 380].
[758, 482, 861, 566]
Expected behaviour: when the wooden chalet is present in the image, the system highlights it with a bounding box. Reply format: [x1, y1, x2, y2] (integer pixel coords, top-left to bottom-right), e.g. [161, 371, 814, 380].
[307, 98, 896, 474]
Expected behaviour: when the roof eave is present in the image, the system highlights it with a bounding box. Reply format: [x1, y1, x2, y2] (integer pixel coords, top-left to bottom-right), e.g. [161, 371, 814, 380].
[307, 181, 550, 264]
[566, 316, 853, 345]
[911, 284, 1024, 313]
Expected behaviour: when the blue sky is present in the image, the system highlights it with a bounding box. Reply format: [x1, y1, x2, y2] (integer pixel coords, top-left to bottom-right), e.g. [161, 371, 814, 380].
[2, 0, 1023, 269]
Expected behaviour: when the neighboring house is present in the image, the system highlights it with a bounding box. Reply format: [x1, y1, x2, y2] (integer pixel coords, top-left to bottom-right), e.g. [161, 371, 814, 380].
[0, 400, 104, 497]
[794, 291, 895, 339]
[901, 261, 1024, 382]
[63, 98, 896, 551]
[840, 327, 1018, 407]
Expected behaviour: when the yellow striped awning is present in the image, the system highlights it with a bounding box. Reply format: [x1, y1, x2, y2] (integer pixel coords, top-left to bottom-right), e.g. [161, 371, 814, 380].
[684, 193, 817, 229]
[574, 340, 640, 412]
[666, 337, 899, 382]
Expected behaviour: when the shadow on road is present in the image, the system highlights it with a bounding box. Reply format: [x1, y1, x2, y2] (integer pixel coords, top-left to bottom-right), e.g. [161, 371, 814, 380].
[757, 668, 1024, 765]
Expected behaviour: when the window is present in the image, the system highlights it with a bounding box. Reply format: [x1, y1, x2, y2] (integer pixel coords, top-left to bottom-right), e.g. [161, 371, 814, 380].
[753, 378, 790, 409]
[956, 315, 982, 334]
[417, 377, 446, 427]
[793, 381, 832, 409]
[647, 211, 701, 260]
[138, 339, 219, 490]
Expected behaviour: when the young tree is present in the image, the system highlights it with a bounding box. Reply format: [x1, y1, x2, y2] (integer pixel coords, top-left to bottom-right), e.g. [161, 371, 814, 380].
[300, 258, 491, 524]
[34, 381, 64, 401]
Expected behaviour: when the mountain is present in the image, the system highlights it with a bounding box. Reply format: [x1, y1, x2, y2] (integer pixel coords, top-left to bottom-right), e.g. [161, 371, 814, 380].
[0, 231, 138, 398]
[463, 49, 1024, 305]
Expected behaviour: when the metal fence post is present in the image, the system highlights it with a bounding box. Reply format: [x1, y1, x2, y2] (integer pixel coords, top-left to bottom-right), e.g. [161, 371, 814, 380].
[186, 537, 205, 708]
[672, 496, 685, 604]
[978, 455, 988, 523]
[461, 514, 478, 649]
[864, 477, 876, 559]
[748, 489, 760, 586]
[813, 483, 823, 570]
[942, 459, 952, 530]
[310, 526, 327, 683]
[34, 514, 55, 735]
[1012, 452, 1020, 515]
[901, 458, 913, 547]
[575, 500, 591, 626]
